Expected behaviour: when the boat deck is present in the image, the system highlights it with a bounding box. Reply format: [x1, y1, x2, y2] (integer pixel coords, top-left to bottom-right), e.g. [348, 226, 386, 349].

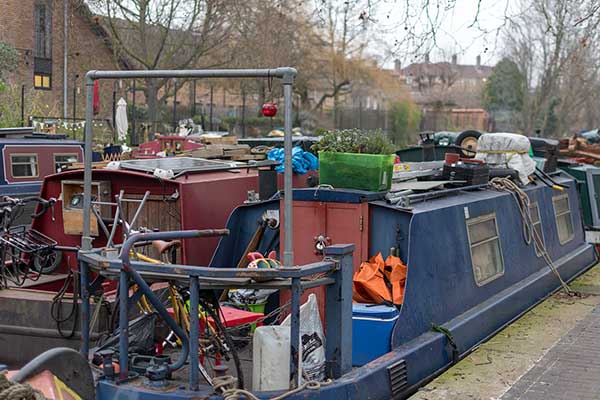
[410, 263, 600, 400]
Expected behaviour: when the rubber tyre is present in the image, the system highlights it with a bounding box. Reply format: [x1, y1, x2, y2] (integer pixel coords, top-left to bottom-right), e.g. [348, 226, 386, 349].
[32, 249, 63, 274]
[455, 130, 482, 158]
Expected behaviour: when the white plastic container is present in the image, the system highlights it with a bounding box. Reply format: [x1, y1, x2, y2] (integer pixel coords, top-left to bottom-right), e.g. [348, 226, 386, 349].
[252, 325, 291, 391]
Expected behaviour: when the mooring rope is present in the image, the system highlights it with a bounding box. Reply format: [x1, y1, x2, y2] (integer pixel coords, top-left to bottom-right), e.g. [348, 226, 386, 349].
[213, 375, 332, 400]
[0, 372, 48, 400]
[489, 177, 574, 295]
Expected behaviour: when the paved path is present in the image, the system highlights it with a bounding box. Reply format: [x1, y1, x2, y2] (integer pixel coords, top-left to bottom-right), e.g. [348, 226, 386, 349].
[502, 305, 600, 400]
[411, 265, 600, 400]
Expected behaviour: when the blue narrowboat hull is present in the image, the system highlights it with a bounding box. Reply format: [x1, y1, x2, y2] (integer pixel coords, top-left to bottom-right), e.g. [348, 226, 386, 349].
[95, 173, 597, 399]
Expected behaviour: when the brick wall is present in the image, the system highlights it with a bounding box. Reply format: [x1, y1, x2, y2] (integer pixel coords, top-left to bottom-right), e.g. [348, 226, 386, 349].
[0, 0, 119, 120]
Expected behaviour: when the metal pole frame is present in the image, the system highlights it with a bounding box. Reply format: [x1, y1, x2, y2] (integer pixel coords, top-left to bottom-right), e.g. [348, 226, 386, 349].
[80, 67, 297, 360]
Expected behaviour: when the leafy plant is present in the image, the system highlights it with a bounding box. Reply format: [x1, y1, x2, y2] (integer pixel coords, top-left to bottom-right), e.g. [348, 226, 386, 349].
[311, 129, 395, 154]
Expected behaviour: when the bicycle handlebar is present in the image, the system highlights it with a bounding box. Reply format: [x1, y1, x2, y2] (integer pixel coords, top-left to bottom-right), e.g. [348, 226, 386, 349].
[0, 196, 56, 219]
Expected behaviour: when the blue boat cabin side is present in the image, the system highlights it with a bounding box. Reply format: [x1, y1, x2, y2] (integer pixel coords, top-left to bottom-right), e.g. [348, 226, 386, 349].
[210, 172, 597, 399]
[0, 139, 84, 196]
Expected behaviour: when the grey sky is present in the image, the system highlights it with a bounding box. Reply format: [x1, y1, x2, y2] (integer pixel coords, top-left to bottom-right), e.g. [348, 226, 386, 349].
[376, 0, 513, 68]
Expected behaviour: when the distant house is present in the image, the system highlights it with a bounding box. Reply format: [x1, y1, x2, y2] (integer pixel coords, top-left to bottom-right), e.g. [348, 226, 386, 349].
[0, 0, 121, 120]
[393, 55, 493, 131]
[395, 55, 492, 109]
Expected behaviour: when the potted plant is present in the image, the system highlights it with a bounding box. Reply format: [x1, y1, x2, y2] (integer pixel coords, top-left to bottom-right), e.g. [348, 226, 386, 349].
[311, 129, 396, 192]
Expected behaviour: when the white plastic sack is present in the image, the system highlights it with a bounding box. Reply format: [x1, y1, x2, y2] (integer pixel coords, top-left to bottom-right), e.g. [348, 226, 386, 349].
[281, 294, 326, 382]
[475, 132, 535, 185]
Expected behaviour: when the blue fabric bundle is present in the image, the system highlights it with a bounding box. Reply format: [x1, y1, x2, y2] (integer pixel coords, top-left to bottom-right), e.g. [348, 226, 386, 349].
[268, 146, 319, 175]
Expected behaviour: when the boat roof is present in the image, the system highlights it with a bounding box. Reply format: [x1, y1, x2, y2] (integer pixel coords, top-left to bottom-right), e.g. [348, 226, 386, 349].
[292, 173, 574, 215]
[0, 137, 83, 145]
[118, 157, 278, 178]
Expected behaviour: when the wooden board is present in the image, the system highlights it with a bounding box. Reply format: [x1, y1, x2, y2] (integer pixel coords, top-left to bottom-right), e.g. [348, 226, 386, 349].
[231, 154, 266, 161]
[121, 194, 182, 261]
[202, 136, 238, 145]
[191, 147, 224, 159]
[63, 208, 99, 236]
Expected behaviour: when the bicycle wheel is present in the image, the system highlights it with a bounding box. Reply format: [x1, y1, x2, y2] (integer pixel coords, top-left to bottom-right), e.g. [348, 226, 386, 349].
[197, 297, 244, 389]
[32, 248, 63, 274]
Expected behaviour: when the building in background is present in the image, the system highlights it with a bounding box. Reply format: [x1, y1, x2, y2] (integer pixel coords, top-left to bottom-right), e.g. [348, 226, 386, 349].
[395, 54, 493, 132]
[0, 0, 120, 122]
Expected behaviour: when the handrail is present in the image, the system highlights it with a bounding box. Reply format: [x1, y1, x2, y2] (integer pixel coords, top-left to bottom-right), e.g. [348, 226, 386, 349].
[79, 229, 354, 392]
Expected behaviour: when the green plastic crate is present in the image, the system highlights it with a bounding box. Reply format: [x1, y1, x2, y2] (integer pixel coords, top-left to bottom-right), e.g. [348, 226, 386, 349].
[318, 152, 395, 192]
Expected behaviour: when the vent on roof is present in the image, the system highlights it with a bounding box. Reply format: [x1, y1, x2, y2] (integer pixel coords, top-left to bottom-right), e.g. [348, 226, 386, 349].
[388, 359, 408, 398]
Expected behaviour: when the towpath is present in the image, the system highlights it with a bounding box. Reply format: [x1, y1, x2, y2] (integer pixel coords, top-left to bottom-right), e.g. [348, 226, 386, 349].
[410, 264, 600, 400]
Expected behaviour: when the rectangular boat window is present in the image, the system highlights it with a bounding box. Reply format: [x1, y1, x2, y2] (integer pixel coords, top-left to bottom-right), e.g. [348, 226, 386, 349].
[10, 154, 38, 178]
[553, 194, 574, 245]
[54, 154, 78, 172]
[530, 202, 545, 257]
[467, 213, 504, 286]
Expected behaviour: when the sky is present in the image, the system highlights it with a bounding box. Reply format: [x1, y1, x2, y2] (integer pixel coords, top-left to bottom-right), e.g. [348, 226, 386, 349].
[375, 0, 516, 68]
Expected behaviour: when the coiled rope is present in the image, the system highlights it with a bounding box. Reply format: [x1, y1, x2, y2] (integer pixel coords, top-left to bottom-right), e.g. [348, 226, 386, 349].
[489, 177, 574, 295]
[0, 372, 48, 400]
[212, 375, 332, 400]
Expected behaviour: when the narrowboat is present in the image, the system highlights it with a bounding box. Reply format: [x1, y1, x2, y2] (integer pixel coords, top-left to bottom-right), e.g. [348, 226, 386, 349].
[13, 168, 595, 400]
[0, 128, 83, 197]
[2, 68, 597, 400]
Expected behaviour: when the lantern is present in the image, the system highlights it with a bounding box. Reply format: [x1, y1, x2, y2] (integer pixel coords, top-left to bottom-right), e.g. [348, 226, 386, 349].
[262, 102, 278, 117]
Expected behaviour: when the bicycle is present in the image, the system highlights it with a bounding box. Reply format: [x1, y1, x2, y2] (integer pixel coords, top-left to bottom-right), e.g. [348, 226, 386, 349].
[0, 196, 60, 288]
[130, 237, 244, 388]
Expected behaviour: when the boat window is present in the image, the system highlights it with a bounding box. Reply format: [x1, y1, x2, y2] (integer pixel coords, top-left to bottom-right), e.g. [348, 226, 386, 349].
[10, 155, 38, 178]
[466, 213, 504, 286]
[530, 202, 545, 257]
[553, 194, 574, 245]
[54, 154, 78, 172]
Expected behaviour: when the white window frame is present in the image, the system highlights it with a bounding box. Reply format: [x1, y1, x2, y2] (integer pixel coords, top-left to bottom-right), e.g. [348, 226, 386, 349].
[529, 202, 545, 257]
[466, 212, 505, 286]
[10, 154, 39, 178]
[54, 153, 78, 172]
[553, 194, 574, 245]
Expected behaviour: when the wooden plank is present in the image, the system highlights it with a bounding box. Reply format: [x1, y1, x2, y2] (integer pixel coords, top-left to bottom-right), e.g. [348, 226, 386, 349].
[223, 148, 250, 157]
[202, 136, 238, 145]
[191, 147, 224, 159]
[231, 154, 266, 161]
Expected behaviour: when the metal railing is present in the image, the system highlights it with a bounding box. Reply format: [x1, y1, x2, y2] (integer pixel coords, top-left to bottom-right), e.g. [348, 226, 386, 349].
[78, 230, 354, 391]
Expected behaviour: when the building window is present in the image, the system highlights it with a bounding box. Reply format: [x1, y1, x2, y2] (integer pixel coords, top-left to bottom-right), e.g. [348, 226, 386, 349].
[11, 155, 39, 178]
[54, 154, 78, 172]
[530, 202, 545, 257]
[553, 194, 574, 245]
[34, 1, 52, 59]
[34, 73, 51, 89]
[467, 213, 504, 286]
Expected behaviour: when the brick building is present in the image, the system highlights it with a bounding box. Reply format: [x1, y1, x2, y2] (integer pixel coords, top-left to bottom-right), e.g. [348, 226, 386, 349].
[0, 0, 121, 121]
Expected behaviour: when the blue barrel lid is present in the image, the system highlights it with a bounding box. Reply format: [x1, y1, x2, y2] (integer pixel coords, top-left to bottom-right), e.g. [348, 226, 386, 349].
[352, 303, 399, 319]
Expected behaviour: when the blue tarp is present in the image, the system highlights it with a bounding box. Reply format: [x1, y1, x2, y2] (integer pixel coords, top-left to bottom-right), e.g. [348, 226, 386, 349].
[267, 146, 318, 175]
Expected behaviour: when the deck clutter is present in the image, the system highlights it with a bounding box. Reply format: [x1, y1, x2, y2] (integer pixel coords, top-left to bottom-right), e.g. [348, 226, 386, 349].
[0, 67, 598, 400]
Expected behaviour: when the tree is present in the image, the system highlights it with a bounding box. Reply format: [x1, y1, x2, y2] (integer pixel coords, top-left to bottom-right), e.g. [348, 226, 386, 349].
[389, 100, 421, 146]
[89, 0, 236, 125]
[309, 0, 375, 125]
[505, 0, 600, 135]
[483, 58, 525, 112]
[0, 41, 19, 88]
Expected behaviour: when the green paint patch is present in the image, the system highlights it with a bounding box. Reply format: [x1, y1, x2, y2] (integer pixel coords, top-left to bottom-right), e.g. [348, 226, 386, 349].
[410, 264, 600, 400]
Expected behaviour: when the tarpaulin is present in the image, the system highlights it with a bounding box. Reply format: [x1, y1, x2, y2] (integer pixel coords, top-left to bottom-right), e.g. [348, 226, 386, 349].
[268, 146, 318, 175]
[353, 253, 407, 306]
